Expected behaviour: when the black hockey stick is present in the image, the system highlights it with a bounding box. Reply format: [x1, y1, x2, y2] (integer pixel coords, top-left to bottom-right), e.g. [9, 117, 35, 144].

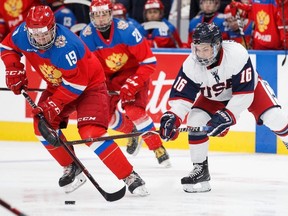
[21, 90, 126, 202]
[66, 126, 210, 146]
[0, 87, 45, 92]
[1, 87, 119, 95]
[0, 198, 28, 216]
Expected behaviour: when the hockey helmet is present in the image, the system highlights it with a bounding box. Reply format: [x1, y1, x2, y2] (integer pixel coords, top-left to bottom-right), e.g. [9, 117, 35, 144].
[144, 0, 164, 20]
[26, 5, 56, 50]
[90, 0, 113, 32]
[112, 3, 127, 19]
[192, 22, 222, 66]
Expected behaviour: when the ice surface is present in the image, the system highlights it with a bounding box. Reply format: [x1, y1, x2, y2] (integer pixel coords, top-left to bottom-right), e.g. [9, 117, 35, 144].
[1, 141, 288, 216]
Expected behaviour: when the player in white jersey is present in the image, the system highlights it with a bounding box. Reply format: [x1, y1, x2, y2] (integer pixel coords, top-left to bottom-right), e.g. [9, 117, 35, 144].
[159, 22, 288, 193]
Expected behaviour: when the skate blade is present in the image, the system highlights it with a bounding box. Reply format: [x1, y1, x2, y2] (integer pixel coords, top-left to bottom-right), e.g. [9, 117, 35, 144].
[132, 185, 150, 197]
[63, 173, 87, 194]
[182, 181, 211, 193]
[159, 159, 172, 168]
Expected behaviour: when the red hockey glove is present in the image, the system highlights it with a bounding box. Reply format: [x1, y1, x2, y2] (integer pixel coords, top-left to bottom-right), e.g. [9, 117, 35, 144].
[207, 109, 236, 137]
[120, 75, 145, 105]
[160, 111, 182, 141]
[32, 98, 63, 123]
[230, 1, 252, 17]
[6, 69, 28, 95]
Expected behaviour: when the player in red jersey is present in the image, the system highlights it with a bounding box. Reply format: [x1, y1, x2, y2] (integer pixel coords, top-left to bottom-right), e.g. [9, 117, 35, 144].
[142, 0, 185, 48]
[0, 5, 149, 196]
[230, 0, 282, 49]
[80, 0, 171, 168]
[0, 0, 42, 42]
[224, 2, 254, 49]
[276, 0, 288, 50]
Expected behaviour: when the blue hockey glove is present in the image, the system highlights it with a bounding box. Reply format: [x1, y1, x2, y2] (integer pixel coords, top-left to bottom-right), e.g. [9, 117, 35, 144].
[207, 109, 236, 137]
[160, 111, 181, 141]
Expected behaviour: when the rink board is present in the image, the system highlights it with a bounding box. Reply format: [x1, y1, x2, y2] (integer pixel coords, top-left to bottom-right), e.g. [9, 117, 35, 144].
[0, 49, 288, 154]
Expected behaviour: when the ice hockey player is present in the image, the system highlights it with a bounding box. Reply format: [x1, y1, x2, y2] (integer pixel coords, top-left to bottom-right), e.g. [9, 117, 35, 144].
[0, 5, 148, 196]
[80, 0, 171, 167]
[159, 22, 288, 193]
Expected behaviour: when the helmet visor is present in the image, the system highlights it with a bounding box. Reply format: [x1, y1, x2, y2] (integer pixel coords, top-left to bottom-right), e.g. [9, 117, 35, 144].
[191, 43, 218, 66]
[90, 8, 112, 32]
[27, 25, 56, 50]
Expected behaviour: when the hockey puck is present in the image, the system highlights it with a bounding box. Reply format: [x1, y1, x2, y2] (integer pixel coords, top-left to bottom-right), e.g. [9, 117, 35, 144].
[65, 201, 75, 205]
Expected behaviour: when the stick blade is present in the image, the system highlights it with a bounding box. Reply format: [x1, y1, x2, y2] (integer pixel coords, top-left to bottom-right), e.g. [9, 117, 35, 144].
[38, 117, 60, 146]
[99, 185, 126, 202]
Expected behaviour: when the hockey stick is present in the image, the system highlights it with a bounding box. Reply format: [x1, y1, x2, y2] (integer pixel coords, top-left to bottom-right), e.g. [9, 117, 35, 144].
[0, 87, 45, 92]
[232, 0, 248, 49]
[0, 198, 28, 216]
[0, 87, 119, 95]
[66, 126, 211, 146]
[21, 90, 126, 202]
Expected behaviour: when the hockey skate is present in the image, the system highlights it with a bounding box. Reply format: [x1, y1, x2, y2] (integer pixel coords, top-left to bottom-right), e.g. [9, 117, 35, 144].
[181, 158, 211, 193]
[154, 145, 171, 168]
[59, 162, 87, 193]
[126, 126, 142, 156]
[124, 170, 149, 196]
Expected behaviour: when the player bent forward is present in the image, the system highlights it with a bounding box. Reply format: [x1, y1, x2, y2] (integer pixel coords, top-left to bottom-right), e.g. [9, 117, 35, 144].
[80, 0, 171, 167]
[159, 22, 288, 193]
[0, 5, 148, 196]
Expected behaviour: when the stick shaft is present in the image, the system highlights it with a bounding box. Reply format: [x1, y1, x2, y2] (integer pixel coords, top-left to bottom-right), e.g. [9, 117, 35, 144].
[0, 198, 27, 216]
[1, 87, 119, 95]
[66, 126, 210, 145]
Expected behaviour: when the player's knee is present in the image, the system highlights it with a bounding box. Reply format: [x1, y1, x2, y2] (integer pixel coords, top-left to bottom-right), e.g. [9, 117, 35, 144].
[78, 124, 107, 142]
[261, 107, 288, 131]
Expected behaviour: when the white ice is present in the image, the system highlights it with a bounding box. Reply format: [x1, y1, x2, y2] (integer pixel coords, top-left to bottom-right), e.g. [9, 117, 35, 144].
[1, 141, 288, 216]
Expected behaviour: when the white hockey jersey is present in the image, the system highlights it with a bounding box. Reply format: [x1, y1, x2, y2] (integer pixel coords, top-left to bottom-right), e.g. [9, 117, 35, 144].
[168, 41, 259, 121]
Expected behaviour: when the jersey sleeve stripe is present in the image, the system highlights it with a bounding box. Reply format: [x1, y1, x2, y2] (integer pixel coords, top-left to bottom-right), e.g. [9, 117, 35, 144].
[61, 79, 86, 95]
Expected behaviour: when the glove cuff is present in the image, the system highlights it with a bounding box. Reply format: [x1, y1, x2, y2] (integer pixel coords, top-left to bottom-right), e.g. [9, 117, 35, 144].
[222, 108, 236, 125]
[165, 111, 182, 128]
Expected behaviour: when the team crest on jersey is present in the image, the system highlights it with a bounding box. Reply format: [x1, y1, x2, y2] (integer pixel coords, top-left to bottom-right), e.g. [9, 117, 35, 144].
[117, 20, 128, 30]
[4, 0, 23, 18]
[256, 10, 269, 33]
[55, 35, 67, 48]
[82, 25, 92, 36]
[106, 53, 128, 72]
[39, 63, 62, 86]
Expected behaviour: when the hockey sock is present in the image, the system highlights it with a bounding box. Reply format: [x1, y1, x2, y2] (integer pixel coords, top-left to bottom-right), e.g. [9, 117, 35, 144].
[79, 125, 133, 179]
[125, 105, 162, 150]
[109, 110, 134, 133]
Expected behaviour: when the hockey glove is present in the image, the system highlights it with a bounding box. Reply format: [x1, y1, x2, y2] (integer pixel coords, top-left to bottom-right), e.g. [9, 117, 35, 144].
[120, 75, 145, 105]
[32, 98, 63, 123]
[160, 111, 181, 141]
[207, 109, 236, 137]
[6, 69, 28, 95]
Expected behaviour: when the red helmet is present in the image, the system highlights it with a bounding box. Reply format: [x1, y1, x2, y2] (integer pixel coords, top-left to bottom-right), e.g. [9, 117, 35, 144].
[144, 0, 164, 21]
[112, 3, 127, 19]
[90, 0, 113, 31]
[26, 5, 56, 50]
[144, 0, 164, 11]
